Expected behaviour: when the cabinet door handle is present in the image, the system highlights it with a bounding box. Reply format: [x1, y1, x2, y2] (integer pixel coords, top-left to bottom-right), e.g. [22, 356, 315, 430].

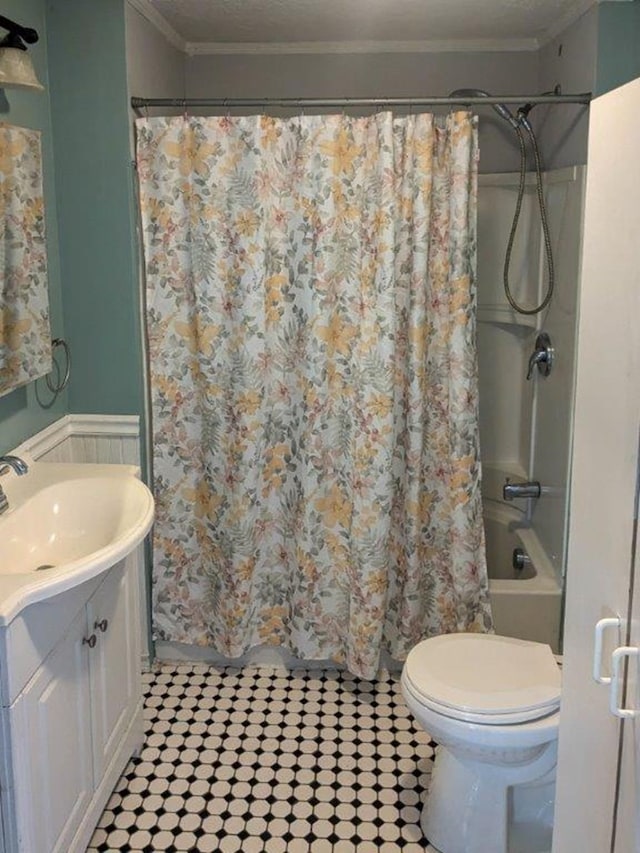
[83, 634, 97, 649]
[94, 619, 108, 633]
[610, 646, 640, 718]
[593, 616, 622, 684]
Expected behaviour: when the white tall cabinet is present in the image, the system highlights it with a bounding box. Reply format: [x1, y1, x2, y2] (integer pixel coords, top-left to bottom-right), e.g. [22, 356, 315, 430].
[553, 76, 640, 852]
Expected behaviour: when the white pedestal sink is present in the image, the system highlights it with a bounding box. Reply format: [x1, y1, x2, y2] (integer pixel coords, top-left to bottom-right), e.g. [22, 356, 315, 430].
[0, 462, 154, 853]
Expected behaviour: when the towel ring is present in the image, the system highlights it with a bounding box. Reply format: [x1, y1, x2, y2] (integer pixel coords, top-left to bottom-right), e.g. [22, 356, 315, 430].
[35, 338, 71, 409]
[46, 338, 71, 393]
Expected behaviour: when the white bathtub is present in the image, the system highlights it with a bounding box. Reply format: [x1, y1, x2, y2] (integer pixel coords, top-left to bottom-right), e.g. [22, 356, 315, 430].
[484, 500, 562, 653]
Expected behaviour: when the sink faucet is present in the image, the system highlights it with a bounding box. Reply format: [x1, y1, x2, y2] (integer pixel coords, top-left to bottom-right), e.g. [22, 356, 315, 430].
[503, 478, 541, 501]
[0, 455, 29, 515]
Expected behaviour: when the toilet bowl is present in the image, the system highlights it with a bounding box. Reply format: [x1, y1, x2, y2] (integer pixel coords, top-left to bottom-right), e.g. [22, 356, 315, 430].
[401, 633, 561, 853]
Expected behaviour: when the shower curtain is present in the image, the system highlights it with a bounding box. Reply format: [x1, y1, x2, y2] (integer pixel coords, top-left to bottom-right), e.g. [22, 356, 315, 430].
[136, 111, 491, 678]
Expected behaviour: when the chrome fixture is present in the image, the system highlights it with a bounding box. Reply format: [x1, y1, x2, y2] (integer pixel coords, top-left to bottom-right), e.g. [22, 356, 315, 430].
[512, 547, 532, 572]
[448, 88, 557, 316]
[0, 454, 28, 476]
[0, 14, 44, 92]
[0, 455, 29, 516]
[131, 92, 592, 112]
[448, 88, 520, 128]
[503, 479, 541, 501]
[527, 332, 554, 380]
[503, 112, 555, 316]
[36, 337, 72, 409]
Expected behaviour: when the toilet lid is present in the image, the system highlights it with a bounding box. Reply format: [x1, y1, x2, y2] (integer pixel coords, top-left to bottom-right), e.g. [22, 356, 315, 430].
[404, 634, 561, 721]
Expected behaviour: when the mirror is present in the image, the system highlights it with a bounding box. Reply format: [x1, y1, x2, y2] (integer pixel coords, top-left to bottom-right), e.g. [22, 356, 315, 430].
[0, 122, 51, 396]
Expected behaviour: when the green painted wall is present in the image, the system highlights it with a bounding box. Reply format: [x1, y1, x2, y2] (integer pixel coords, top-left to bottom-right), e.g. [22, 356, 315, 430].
[0, 0, 67, 453]
[46, 0, 143, 416]
[597, 1, 640, 95]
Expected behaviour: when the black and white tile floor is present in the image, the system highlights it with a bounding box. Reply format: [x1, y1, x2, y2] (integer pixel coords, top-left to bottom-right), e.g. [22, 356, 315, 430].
[87, 663, 438, 852]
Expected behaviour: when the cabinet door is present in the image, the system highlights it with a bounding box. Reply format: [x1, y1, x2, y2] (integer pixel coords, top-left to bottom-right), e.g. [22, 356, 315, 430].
[11, 608, 93, 853]
[553, 76, 640, 852]
[87, 556, 140, 785]
[611, 495, 640, 853]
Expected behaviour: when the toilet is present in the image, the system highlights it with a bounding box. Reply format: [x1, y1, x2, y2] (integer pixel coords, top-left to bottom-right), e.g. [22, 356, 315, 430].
[401, 633, 561, 853]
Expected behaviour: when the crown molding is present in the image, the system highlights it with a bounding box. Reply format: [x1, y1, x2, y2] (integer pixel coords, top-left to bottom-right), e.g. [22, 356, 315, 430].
[126, 0, 187, 53]
[185, 38, 539, 56]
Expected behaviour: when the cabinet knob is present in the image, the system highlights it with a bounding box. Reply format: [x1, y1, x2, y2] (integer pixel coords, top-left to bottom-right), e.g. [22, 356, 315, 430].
[94, 619, 108, 633]
[83, 634, 97, 649]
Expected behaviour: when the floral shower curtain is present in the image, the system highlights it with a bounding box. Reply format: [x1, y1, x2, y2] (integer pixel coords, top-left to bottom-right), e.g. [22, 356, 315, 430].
[136, 111, 491, 678]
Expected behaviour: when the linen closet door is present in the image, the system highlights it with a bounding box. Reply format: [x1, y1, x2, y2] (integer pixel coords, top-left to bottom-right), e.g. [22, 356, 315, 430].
[552, 75, 640, 853]
[613, 502, 640, 853]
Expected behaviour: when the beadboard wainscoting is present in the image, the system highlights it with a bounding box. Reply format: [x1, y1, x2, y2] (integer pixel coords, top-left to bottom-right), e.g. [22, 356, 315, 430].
[11, 415, 151, 667]
[13, 414, 142, 467]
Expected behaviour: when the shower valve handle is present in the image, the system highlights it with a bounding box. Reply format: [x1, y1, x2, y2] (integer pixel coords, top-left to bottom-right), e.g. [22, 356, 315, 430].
[527, 332, 554, 380]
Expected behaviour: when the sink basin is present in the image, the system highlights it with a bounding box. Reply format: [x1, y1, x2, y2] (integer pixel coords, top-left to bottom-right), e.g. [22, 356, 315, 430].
[0, 462, 154, 623]
[0, 476, 152, 574]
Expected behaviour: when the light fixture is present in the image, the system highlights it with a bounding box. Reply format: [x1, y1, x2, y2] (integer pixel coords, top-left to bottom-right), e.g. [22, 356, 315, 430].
[0, 14, 44, 92]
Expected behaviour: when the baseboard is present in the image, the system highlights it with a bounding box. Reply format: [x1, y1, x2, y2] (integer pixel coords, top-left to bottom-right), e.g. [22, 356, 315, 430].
[155, 641, 404, 674]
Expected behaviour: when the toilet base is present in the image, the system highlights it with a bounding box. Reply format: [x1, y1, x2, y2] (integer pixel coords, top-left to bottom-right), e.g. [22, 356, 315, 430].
[423, 742, 557, 853]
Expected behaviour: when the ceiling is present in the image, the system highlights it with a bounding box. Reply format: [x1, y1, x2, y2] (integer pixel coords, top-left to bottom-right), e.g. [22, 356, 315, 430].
[141, 0, 597, 52]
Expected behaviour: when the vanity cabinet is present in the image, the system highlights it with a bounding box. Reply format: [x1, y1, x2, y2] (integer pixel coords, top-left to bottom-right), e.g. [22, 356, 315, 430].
[0, 549, 144, 853]
[87, 559, 139, 788]
[13, 607, 94, 853]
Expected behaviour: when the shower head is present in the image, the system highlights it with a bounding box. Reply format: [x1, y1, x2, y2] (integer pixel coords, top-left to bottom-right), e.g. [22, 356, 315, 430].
[448, 88, 521, 130]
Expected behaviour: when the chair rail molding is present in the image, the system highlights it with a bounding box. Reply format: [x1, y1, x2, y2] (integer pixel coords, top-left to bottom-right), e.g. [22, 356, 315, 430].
[13, 414, 141, 466]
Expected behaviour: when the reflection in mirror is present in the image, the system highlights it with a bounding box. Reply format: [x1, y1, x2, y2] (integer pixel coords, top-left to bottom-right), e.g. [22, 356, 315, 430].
[0, 122, 50, 396]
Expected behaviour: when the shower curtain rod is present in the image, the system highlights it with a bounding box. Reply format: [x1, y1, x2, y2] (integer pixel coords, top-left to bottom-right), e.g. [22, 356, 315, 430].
[131, 92, 591, 110]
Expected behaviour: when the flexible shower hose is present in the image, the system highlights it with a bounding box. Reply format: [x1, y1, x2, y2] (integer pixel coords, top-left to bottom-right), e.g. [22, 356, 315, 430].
[503, 121, 555, 315]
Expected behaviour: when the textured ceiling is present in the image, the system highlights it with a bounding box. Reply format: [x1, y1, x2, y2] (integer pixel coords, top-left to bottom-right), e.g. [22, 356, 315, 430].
[148, 0, 592, 46]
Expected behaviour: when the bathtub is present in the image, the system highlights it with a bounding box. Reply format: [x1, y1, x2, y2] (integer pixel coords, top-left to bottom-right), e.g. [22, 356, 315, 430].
[484, 500, 562, 653]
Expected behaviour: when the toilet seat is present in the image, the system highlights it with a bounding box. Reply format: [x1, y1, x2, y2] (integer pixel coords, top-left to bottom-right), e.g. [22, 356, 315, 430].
[404, 633, 561, 725]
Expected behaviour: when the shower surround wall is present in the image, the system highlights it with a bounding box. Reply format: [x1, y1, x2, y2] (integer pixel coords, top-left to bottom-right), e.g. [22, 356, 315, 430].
[529, 168, 585, 578]
[477, 167, 585, 588]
